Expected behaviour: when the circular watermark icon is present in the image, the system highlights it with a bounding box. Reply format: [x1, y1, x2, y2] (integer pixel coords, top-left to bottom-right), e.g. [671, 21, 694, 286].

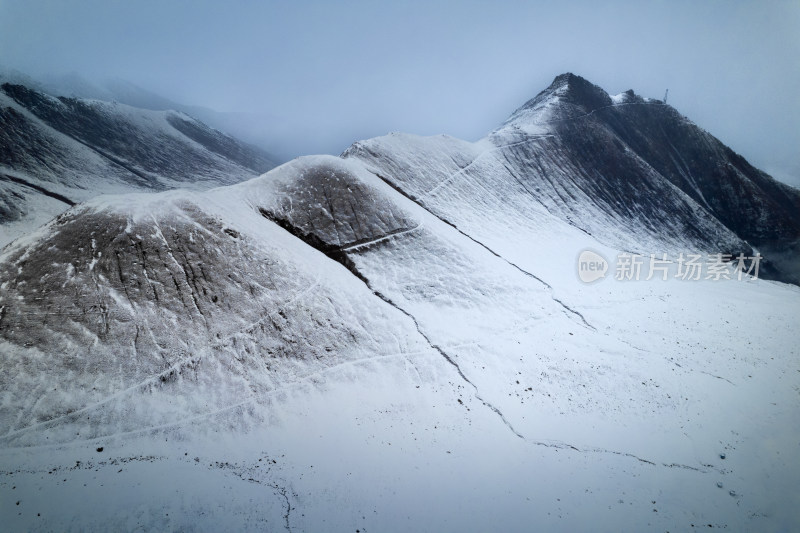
[576, 249, 608, 283]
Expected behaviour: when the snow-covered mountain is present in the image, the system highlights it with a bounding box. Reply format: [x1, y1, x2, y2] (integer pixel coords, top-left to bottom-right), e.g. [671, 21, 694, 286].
[346, 73, 800, 284]
[0, 82, 277, 246]
[1, 74, 798, 531]
[0, 69, 290, 162]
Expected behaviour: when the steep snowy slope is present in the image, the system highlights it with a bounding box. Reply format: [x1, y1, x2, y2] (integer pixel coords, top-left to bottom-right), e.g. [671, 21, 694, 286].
[1, 153, 798, 531]
[0, 83, 276, 246]
[345, 73, 800, 285]
[243, 154, 800, 530]
[0, 187, 436, 447]
[0, 70, 286, 163]
[1, 75, 798, 531]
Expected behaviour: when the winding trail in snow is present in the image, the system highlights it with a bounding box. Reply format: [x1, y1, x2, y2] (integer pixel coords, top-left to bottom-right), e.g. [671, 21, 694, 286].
[424, 134, 556, 197]
[339, 222, 423, 252]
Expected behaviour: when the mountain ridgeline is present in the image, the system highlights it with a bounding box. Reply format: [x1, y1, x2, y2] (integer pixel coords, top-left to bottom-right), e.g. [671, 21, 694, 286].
[0, 82, 276, 246]
[1, 70, 797, 443]
[349, 73, 800, 284]
[1, 73, 799, 531]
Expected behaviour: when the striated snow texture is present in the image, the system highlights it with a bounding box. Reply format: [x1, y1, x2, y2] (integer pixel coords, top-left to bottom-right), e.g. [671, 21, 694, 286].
[0, 83, 276, 247]
[0, 73, 799, 532]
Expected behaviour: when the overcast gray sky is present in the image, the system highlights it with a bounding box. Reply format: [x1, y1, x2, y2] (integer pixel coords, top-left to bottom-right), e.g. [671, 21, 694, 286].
[1, 0, 798, 184]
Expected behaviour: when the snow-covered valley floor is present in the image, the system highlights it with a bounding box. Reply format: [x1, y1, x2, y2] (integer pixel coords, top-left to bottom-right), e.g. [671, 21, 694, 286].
[1, 221, 797, 531]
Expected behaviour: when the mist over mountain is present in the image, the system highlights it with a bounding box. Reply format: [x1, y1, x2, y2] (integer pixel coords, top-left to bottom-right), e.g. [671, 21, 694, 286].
[0, 68, 290, 159]
[4, 0, 799, 189]
[0, 79, 276, 246]
[1, 70, 798, 531]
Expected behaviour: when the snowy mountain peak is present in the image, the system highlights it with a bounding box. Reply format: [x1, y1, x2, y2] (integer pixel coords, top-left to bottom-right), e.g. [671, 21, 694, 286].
[2, 70, 800, 531]
[500, 73, 613, 130]
[546, 72, 611, 105]
[361, 73, 800, 284]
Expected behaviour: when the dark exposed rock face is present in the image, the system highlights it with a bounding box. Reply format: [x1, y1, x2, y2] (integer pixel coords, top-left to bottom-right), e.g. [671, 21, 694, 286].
[541, 74, 800, 282]
[509, 72, 614, 121]
[252, 157, 417, 250]
[165, 114, 274, 175]
[595, 104, 800, 244]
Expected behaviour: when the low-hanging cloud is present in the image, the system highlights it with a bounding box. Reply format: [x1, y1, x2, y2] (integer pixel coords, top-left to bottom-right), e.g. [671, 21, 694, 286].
[1, 0, 798, 185]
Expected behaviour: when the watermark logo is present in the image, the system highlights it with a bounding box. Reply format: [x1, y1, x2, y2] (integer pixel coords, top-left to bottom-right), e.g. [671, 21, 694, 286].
[577, 250, 762, 283]
[577, 249, 609, 283]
